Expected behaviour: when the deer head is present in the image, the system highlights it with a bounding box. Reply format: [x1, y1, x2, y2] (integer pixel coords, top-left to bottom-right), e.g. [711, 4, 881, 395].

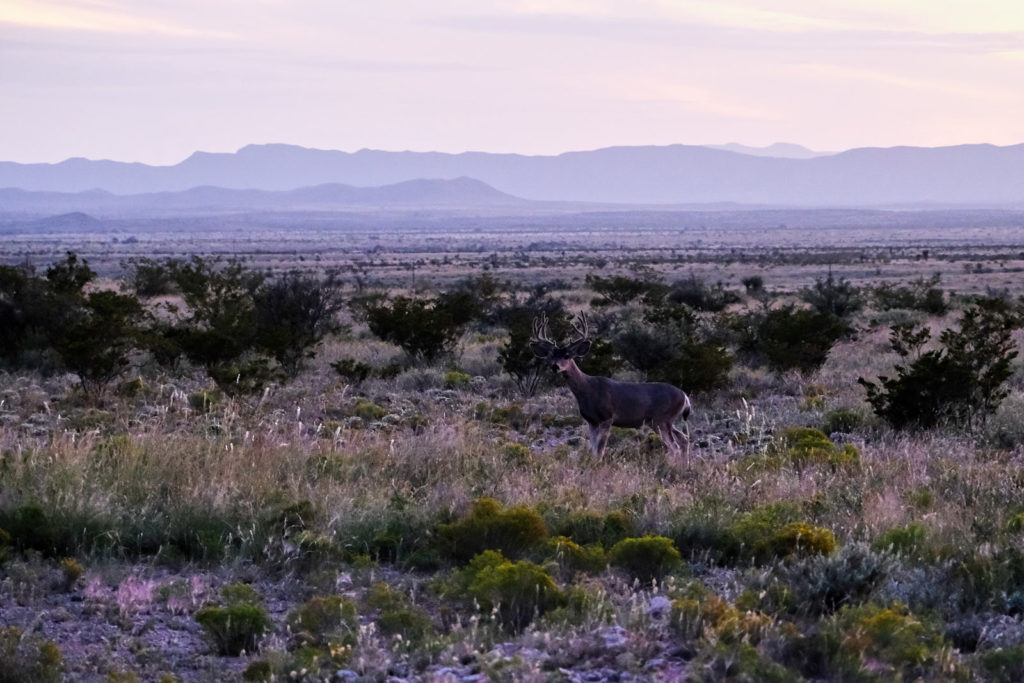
[530, 311, 592, 373]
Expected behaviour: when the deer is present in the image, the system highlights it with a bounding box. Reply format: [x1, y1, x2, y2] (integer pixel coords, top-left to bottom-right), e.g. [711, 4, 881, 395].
[530, 311, 692, 461]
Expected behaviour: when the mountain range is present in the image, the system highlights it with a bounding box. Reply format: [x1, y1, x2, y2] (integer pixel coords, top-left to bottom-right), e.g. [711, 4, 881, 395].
[2, 142, 1023, 208]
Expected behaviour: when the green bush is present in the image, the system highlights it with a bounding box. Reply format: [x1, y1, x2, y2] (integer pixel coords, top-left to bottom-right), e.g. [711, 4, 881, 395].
[544, 536, 607, 574]
[800, 271, 863, 318]
[586, 273, 667, 306]
[871, 274, 947, 315]
[50, 290, 146, 398]
[330, 357, 373, 385]
[859, 299, 1020, 430]
[607, 535, 683, 583]
[666, 274, 740, 312]
[779, 542, 894, 615]
[122, 256, 181, 298]
[873, 522, 928, 556]
[352, 398, 388, 422]
[444, 370, 472, 390]
[826, 602, 953, 680]
[463, 550, 565, 631]
[241, 661, 273, 682]
[365, 583, 434, 645]
[193, 583, 272, 656]
[978, 645, 1024, 681]
[437, 497, 548, 563]
[771, 427, 860, 471]
[755, 305, 850, 373]
[691, 642, 794, 683]
[363, 292, 477, 361]
[251, 271, 345, 377]
[195, 603, 271, 656]
[820, 407, 865, 434]
[756, 522, 837, 561]
[725, 501, 804, 564]
[551, 509, 638, 548]
[286, 595, 359, 648]
[0, 626, 62, 683]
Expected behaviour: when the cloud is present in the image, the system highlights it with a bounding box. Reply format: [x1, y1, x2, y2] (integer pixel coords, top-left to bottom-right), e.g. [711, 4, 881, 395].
[0, 0, 229, 37]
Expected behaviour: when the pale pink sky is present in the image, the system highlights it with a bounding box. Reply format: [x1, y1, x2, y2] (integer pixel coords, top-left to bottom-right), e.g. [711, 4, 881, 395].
[3, 0, 1024, 163]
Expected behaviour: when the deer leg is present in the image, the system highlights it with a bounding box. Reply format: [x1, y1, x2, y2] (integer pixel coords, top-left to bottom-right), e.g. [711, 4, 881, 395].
[657, 423, 681, 459]
[592, 420, 613, 457]
[587, 422, 601, 455]
[671, 420, 691, 462]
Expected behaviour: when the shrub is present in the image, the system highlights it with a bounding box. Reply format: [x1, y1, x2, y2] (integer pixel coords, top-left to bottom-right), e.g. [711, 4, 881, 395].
[978, 645, 1024, 681]
[365, 583, 435, 645]
[801, 271, 862, 318]
[754, 305, 849, 373]
[552, 509, 638, 548]
[0, 626, 62, 683]
[586, 273, 667, 306]
[859, 299, 1020, 429]
[444, 370, 472, 389]
[50, 290, 146, 398]
[820, 407, 865, 434]
[59, 557, 84, 590]
[330, 357, 373, 385]
[352, 399, 388, 422]
[873, 522, 928, 556]
[666, 275, 741, 312]
[286, 595, 359, 648]
[723, 502, 805, 565]
[251, 271, 345, 377]
[871, 274, 947, 315]
[463, 550, 565, 631]
[607, 535, 683, 583]
[757, 523, 837, 561]
[544, 536, 607, 574]
[195, 604, 271, 656]
[779, 542, 895, 615]
[241, 661, 273, 682]
[825, 602, 953, 680]
[615, 318, 734, 393]
[691, 642, 794, 683]
[363, 293, 475, 361]
[770, 427, 860, 471]
[436, 497, 548, 563]
[496, 303, 566, 397]
[0, 504, 59, 556]
[122, 257, 180, 298]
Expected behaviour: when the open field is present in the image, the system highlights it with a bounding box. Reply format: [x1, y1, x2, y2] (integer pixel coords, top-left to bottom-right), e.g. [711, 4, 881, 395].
[3, 212, 1024, 681]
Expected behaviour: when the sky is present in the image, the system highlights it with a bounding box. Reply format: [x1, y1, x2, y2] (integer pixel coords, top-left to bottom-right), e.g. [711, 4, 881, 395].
[3, 0, 1024, 164]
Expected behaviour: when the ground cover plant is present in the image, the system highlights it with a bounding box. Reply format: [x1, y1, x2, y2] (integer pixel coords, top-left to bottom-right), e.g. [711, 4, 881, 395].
[2, 239, 1024, 680]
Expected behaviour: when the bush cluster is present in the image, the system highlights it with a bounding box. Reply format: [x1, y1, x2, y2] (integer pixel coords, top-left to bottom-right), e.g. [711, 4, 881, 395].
[859, 298, 1021, 429]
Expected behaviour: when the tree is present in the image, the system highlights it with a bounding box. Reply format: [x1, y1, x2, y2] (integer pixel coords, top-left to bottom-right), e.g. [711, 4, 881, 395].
[755, 306, 849, 374]
[364, 293, 474, 362]
[252, 271, 345, 377]
[858, 298, 1020, 429]
[801, 271, 862, 318]
[51, 290, 146, 398]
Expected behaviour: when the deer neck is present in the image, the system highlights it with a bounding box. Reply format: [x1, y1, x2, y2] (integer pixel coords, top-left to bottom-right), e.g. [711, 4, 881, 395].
[562, 360, 591, 396]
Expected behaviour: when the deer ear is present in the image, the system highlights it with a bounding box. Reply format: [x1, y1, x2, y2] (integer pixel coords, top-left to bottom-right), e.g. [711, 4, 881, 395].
[567, 339, 592, 358]
[530, 341, 555, 358]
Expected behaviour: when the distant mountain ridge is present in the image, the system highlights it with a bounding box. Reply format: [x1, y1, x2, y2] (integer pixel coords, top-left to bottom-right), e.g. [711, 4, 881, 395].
[2, 142, 1024, 207]
[0, 177, 527, 217]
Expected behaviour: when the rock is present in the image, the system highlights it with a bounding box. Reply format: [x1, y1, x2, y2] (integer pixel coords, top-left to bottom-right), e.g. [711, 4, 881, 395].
[647, 596, 672, 616]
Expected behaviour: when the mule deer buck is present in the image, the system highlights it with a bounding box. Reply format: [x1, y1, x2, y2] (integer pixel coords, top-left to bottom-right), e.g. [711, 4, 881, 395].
[530, 312, 692, 460]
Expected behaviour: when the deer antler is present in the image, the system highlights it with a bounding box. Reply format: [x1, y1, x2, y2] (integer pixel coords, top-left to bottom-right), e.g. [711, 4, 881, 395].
[571, 311, 590, 342]
[532, 311, 553, 344]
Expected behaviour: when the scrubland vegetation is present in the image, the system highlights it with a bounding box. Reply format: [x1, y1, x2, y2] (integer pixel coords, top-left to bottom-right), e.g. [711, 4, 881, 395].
[3, 236, 1024, 681]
